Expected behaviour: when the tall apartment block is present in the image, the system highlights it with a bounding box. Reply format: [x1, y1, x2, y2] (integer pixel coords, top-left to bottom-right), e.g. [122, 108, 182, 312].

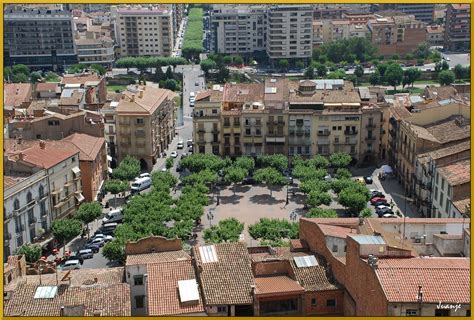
[444, 4, 470, 51]
[210, 5, 313, 63]
[210, 5, 267, 55]
[4, 5, 78, 70]
[379, 4, 434, 24]
[113, 5, 174, 57]
[266, 5, 313, 62]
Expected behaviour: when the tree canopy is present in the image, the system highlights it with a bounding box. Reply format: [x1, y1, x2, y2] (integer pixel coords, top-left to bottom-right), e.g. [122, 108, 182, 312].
[306, 207, 338, 218]
[17, 244, 42, 263]
[51, 219, 82, 245]
[112, 156, 141, 181]
[203, 218, 244, 244]
[248, 218, 299, 242]
[438, 70, 456, 86]
[253, 167, 287, 196]
[75, 202, 103, 225]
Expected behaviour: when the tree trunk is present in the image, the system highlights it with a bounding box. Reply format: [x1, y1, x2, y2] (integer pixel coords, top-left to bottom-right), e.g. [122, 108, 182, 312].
[270, 186, 273, 197]
[233, 184, 236, 196]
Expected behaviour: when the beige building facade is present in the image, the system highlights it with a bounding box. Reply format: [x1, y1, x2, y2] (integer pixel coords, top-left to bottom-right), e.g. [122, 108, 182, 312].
[116, 84, 175, 171]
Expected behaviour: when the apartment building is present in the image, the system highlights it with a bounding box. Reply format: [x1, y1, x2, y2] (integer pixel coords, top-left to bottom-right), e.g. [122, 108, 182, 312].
[426, 25, 445, 46]
[114, 5, 174, 57]
[5, 139, 83, 223]
[209, 5, 267, 55]
[4, 170, 51, 260]
[267, 5, 313, 62]
[444, 4, 470, 51]
[312, 21, 324, 47]
[116, 84, 176, 172]
[61, 72, 107, 105]
[62, 133, 107, 202]
[341, 11, 375, 25]
[312, 4, 350, 20]
[415, 141, 470, 218]
[431, 159, 470, 219]
[4, 5, 78, 70]
[101, 95, 120, 167]
[390, 102, 470, 195]
[379, 4, 434, 24]
[8, 110, 104, 141]
[75, 38, 115, 67]
[193, 86, 223, 155]
[299, 217, 471, 316]
[367, 13, 427, 56]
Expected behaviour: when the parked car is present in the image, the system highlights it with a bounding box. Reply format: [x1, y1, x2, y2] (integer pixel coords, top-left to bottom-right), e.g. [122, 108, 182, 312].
[376, 204, 390, 211]
[382, 213, 399, 218]
[67, 255, 84, 265]
[371, 197, 387, 205]
[161, 168, 167, 172]
[78, 249, 94, 259]
[84, 243, 100, 253]
[188, 146, 193, 153]
[61, 259, 81, 270]
[364, 176, 373, 184]
[137, 173, 150, 179]
[87, 238, 105, 247]
[370, 191, 385, 199]
[170, 151, 178, 158]
[377, 207, 394, 217]
[324, 174, 333, 182]
[177, 140, 184, 149]
[93, 234, 114, 242]
[187, 139, 193, 147]
[181, 152, 188, 158]
[103, 208, 123, 224]
[195, 81, 199, 86]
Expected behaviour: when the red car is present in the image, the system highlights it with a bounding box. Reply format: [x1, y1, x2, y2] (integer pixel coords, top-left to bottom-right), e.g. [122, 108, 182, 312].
[371, 197, 388, 205]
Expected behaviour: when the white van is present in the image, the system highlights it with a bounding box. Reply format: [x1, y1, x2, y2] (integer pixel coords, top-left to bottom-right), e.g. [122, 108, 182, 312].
[189, 92, 195, 98]
[131, 177, 151, 194]
[177, 140, 184, 149]
[103, 208, 123, 224]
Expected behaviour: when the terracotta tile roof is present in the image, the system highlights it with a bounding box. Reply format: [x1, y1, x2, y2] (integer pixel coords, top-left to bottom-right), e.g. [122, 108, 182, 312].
[374, 218, 469, 225]
[451, 4, 470, 10]
[36, 82, 59, 92]
[195, 90, 211, 101]
[318, 224, 356, 238]
[288, 80, 361, 104]
[117, 85, 175, 115]
[193, 242, 255, 305]
[424, 85, 458, 101]
[417, 141, 470, 165]
[424, 116, 470, 145]
[437, 159, 470, 186]
[301, 217, 360, 227]
[126, 250, 190, 266]
[452, 197, 470, 216]
[8, 141, 78, 169]
[4, 83, 32, 107]
[410, 124, 439, 143]
[61, 74, 101, 85]
[4, 176, 26, 189]
[4, 268, 130, 316]
[4, 283, 130, 316]
[264, 78, 289, 103]
[426, 25, 444, 34]
[375, 258, 470, 303]
[289, 261, 341, 292]
[289, 239, 307, 250]
[255, 276, 304, 296]
[222, 83, 264, 103]
[147, 260, 205, 316]
[390, 106, 412, 120]
[62, 133, 105, 162]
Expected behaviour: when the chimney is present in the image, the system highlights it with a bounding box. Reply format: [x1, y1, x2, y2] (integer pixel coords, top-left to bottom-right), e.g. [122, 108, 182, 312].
[39, 140, 46, 149]
[121, 94, 126, 100]
[131, 94, 135, 102]
[94, 277, 98, 283]
[18, 152, 24, 161]
[139, 90, 143, 98]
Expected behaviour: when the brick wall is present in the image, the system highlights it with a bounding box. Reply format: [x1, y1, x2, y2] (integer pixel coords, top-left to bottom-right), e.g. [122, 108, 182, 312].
[303, 289, 344, 315]
[252, 260, 294, 278]
[125, 236, 182, 255]
[344, 237, 388, 316]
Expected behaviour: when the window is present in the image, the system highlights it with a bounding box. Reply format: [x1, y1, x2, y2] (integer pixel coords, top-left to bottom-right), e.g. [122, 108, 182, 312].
[441, 177, 445, 190]
[217, 306, 227, 313]
[326, 299, 336, 307]
[332, 245, 338, 252]
[134, 275, 144, 286]
[13, 199, 20, 210]
[26, 192, 33, 203]
[311, 298, 317, 306]
[135, 295, 145, 309]
[435, 309, 450, 316]
[406, 309, 417, 316]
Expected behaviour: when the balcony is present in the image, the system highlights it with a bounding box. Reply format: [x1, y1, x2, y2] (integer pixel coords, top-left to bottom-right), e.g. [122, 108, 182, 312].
[296, 130, 304, 136]
[365, 136, 376, 141]
[317, 130, 331, 136]
[334, 140, 344, 145]
[212, 129, 220, 134]
[197, 128, 206, 133]
[344, 130, 358, 135]
[317, 140, 330, 146]
[29, 217, 37, 225]
[345, 140, 357, 145]
[366, 123, 376, 129]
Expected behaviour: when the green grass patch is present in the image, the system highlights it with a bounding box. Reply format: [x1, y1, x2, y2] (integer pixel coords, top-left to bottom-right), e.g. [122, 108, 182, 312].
[107, 85, 127, 92]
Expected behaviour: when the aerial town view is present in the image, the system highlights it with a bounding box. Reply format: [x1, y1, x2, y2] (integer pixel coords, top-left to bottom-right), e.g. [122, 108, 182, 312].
[2, 3, 471, 317]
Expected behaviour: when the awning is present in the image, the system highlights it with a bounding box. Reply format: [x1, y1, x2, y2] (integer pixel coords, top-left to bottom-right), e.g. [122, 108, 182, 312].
[72, 166, 81, 175]
[75, 193, 85, 203]
[107, 155, 112, 161]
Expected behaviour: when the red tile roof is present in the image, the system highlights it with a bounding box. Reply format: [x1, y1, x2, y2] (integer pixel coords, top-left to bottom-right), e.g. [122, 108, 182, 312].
[375, 258, 470, 303]
[193, 242, 255, 305]
[222, 83, 264, 103]
[4, 83, 32, 107]
[62, 133, 105, 162]
[436, 159, 470, 186]
[147, 260, 205, 316]
[61, 74, 101, 85]
[36, 82, 59, 92]
[11, 141, 78, 169]
[318, 224, 356, 238]
[126, 250, 190, 266]
[255, 276, 304, 297]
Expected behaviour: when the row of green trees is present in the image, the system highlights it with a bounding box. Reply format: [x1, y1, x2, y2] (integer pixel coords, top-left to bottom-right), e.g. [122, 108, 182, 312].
[115, 56, 188, 71]
[182, 8, 204, 60]
[4, 64, 60, 83]
[67, 64, 106, 75]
